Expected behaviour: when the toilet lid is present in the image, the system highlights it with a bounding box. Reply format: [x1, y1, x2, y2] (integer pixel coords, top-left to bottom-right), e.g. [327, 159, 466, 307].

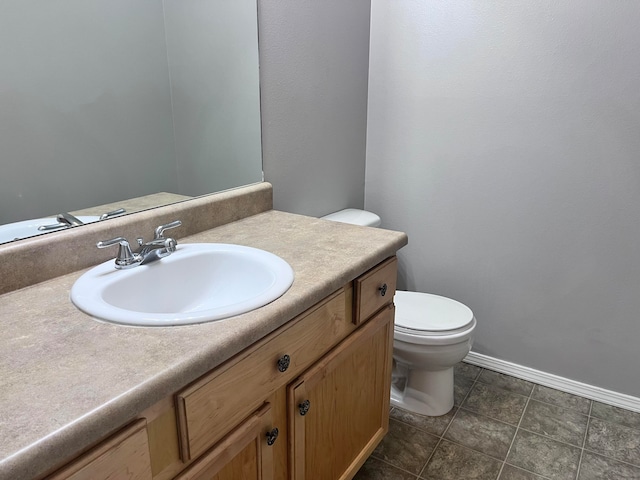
[394, 291, 475, 335]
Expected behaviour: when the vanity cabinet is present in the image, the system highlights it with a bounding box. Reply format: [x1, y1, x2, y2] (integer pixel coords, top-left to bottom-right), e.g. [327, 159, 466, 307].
[46, 257, 397, 480]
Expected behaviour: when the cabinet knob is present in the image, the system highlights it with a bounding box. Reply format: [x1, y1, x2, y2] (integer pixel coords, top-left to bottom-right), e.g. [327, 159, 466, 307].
[379, 283, 388, 297]
[277, 354, 291, 372]
[266, 427, 279, 446]
[298, 399, 311, 416]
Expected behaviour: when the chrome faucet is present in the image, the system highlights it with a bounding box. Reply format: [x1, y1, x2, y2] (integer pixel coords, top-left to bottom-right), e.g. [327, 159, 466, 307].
[135, 220, 182, 265]
[38, 212, 85, 231]
[97, 220, 182, 269]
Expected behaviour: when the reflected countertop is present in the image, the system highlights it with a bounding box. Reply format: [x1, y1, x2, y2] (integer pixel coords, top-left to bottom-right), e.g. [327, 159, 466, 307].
[71, 192, 192, 218]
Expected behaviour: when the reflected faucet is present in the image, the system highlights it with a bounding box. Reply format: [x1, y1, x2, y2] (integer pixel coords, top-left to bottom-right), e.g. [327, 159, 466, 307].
[37, 212, 84, 231]
[37, 208, 126, 232]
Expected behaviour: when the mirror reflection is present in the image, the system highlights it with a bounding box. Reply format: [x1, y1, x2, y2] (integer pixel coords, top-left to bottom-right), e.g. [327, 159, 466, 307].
[0, 0, 262, 244]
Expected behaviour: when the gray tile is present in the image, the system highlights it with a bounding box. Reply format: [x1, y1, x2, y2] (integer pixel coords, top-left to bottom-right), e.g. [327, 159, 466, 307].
[591, 402, 640, 430]
[391, 406, 457, 436]
[578, 451, 640, 480]
[507, 430, 581, 480]
[455, 362, 482, 381]
[499, 464, 549, 480]
[531, 385, 591, 415]
[420, 440, 502, 480]
[444, 408, 516, 460]
[585, 417, 640, 466]
[373, 418, 440, 474]
[463, 382, 528, 425]
[520, 399, 589, 446]
[454, 374, 475, 406]
[477, 370, 535, 396]
[354, 456, 418, 480]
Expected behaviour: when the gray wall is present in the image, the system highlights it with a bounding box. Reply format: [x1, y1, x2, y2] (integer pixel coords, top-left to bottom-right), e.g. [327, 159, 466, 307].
[365, 0, 640, 396]
[259, 0, 370, 216]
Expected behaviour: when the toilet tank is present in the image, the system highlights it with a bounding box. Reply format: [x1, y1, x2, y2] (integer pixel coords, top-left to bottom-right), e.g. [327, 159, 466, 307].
[321, 209, 381, 227]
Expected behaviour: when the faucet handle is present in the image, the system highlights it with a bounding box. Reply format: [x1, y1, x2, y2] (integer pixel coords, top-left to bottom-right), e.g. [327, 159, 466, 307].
[154, 220, 182, 240]
[97, 237, 142, 269]
[156, 238, 178, 259]
[56, 212, 84, 226]
[99, 208, 126, 221]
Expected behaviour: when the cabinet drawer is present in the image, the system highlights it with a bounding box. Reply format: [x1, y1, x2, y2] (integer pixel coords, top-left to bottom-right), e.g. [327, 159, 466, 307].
[48, 419, 151, 480]
[353, 256, 398, 325]
[176, 287, 352, 461]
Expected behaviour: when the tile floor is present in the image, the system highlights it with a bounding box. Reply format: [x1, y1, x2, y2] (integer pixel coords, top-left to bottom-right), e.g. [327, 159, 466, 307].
[354, 362, 640, 480]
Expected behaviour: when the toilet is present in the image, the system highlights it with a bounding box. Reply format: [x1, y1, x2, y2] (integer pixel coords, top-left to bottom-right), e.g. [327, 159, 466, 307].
[322, 209, 476, 416]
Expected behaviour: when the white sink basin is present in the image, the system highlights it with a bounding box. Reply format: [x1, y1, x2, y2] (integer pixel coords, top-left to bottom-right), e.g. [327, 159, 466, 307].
[0, 216, 99, 243]
[70, 243, 294, 326]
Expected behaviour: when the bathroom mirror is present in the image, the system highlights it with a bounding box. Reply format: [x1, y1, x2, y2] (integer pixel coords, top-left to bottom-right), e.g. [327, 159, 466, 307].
[0, 0, 262, 244]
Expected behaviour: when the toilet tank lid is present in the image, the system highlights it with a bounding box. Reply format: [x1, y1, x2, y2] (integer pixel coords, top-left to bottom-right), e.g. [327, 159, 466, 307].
[321, 209, 381, 227]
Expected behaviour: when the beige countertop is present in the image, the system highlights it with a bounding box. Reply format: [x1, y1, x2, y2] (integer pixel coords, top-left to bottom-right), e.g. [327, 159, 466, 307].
[0, 210, 407, 480]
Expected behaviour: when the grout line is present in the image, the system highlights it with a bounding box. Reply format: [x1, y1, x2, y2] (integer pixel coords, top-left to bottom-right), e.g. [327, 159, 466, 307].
[525, 396, 591, 416]
[575, 401, 593, 479]
[368, 454, 420, 479]
[433, 436, 514, 464]
[418, 437, 444, 478]
[502, 464, 555, 480]
[473, 376, 538, 402]
[417, 366, 483, 478]
[496, 384, 532, 479]
[458, 365, 482, 406]
[418, 405, 463, 478]
[581, 445, 640, 469]
[514, 426, 585, 450]
[457, 405, 523, 428]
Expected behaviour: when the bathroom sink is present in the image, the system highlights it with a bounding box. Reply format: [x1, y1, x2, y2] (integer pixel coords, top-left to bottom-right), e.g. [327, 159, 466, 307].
[70, 243, 294, 326]
[0, 216, 99, 243]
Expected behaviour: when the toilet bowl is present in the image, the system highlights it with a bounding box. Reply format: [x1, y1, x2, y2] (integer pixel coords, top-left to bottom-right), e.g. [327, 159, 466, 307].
[392, 291, 475, 416]
[322, 209, 476, 416]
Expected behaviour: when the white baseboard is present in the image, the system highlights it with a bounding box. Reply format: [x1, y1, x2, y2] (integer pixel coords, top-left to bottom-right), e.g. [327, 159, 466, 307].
[464, 351, 640, 413]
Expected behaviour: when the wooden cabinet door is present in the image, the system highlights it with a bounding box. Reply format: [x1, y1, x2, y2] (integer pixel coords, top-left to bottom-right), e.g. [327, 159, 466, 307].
[288, 305, 394, 480]
[174, 403, 276, 480]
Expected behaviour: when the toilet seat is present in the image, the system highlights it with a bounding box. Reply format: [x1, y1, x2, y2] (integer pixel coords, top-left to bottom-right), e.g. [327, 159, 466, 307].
[394, 291, 476, 345]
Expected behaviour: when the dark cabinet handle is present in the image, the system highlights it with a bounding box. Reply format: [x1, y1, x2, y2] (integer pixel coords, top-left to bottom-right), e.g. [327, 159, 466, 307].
[298, 399, 311, 416]
[277, 354, 290, 372]
[266, 427, 279, 446]
[379, 283, 388, 297]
